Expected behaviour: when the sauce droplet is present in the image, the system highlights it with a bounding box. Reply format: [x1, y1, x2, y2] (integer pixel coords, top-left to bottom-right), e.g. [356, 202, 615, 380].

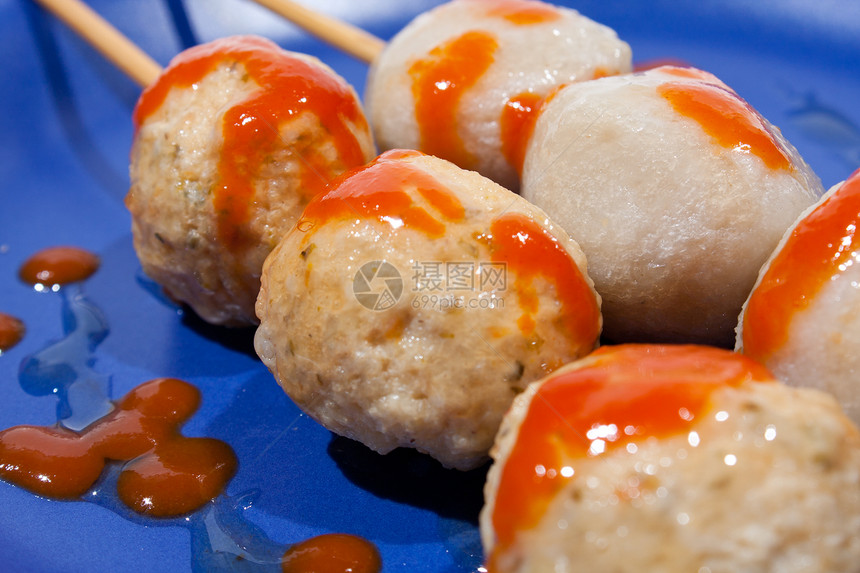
[0, 312, 25, 353]
[0, 378, 237, 517]
[134, 35, 369, 251]
[408, 31, 498, 171]
[657, 75, 792, 171]
[298, 150, 465, 238]
[19, 246, 100, 289]
[490, 213, 600, 354]
[742, 168, 860, 361]
[500, 92, 545, 176]
[281, 533, 382, 573]
[490, 344, 772, 556]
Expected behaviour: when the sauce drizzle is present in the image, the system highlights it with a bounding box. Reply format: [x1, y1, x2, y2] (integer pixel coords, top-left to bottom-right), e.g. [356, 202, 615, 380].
[19, 246, 100, 289]
[298, 150, 465, 238]
[658, 78, 792, 171]
[133, 35, 369, 250]
[0, 377, 237, 517]
[489, 213, 600, 349]
[490, 344, 772, 559]
[742, 168, 860, 361]
[500, 92, 545, 176]
[408, 31, 498, 171]
[479, 0, 562, 25]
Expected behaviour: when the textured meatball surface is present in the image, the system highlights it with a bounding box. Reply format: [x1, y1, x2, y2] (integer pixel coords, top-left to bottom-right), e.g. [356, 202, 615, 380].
[482, 344, 860, 572]
[521, 66, 823, 346]
[365, 0, 631, 191]
[127, 36, 375, 326]
[255, 150, 602, 470]
[738, 170, 860, 424]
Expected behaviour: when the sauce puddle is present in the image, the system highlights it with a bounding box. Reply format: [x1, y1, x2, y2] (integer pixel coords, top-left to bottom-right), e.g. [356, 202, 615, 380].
[1, 245, 382, 572]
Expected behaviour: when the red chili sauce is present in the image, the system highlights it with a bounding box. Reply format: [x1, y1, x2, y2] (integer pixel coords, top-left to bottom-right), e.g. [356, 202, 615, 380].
[281, 533, 382, 573]
[19, 246, 100, 289]
[408, 31, 498, 171]
[499, 83, 572, 178]
[0, 377, 237, 517]
[489, 344, 773, 564]
[299, 150, 599, 350]
[500, 93, 544, 177]
[743, 168, 860, 361]
[477, 0, 561, 25]
[657, 69, 792, 171]
[133, 35, 369, 250]
[490, 213, 600, 360]
[0, 312, 25, 353]
[299, 150, 465, 239]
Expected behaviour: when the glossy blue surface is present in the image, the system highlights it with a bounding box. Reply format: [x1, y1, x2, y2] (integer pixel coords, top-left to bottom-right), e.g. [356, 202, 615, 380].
[0, 1, 858, 571]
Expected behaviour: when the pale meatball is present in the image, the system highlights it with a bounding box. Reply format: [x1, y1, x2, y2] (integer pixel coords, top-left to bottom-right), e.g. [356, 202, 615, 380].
[521, 66, 824, 346]
[127, 36, 375, 326]
[737, 169, 860, 424]
[254, 150, 602, 470]
[481, 344, 860, 573]
[365, 0, 632, 191]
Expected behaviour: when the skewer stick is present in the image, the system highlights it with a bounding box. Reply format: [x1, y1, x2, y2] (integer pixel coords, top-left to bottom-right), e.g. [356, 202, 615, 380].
[251, 0, 386, 63]
[33, 0, 163, 87]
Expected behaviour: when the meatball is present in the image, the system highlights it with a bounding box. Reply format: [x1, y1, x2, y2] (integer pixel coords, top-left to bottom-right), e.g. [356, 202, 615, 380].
[127, 35, 376, 326]
[737, 168, 860, 424]
[481, 344, 860, 572]
[521, 66, 824, 346]
[254, 150, 602, 470]
[365, 0, 631, 191]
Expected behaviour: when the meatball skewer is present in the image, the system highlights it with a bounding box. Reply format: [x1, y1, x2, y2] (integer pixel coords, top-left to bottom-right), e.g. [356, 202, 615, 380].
[253, 0, 633, 192]
[37, 0, 378, 327]
[255, 149, 603, 470]
[127, 35, 376, 326]
[482, 344, 860, 572]
[520, 65, 824, 346]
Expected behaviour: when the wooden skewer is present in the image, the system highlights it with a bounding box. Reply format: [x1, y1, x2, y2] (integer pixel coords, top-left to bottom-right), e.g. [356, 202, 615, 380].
[251, 0, 386, 64]
[33, 0, 163, 87]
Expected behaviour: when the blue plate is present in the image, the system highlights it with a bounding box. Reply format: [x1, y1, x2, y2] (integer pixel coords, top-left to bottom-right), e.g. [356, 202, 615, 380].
[1, 1, 858, 571]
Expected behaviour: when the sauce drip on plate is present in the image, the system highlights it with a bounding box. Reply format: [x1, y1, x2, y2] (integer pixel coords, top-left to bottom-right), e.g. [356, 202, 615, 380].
[0, 312, 25, 353]
[658, 75, 792, 171]
[19, 246, 100, 289]
[0, 377, 238, 517]
[490, 344, 772, 558]
[134, 35, 369, 251]
[742, 168, 860, 361]
[281, 533, 382, 573]
[6, 245, 386, 567]
[409, 31, 498, 170]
